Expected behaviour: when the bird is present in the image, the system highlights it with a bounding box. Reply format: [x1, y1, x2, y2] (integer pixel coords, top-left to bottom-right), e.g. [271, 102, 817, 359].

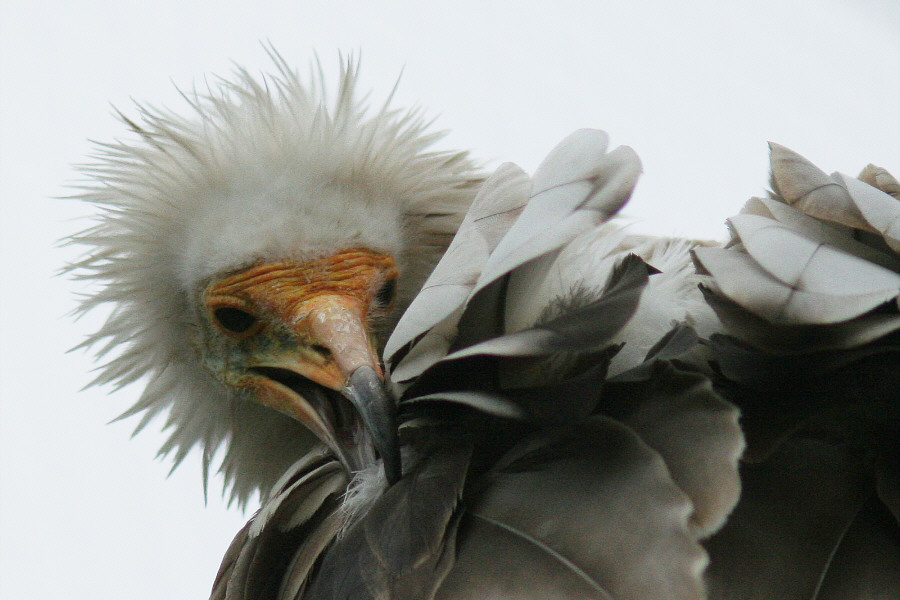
[67, 51, 897, 599]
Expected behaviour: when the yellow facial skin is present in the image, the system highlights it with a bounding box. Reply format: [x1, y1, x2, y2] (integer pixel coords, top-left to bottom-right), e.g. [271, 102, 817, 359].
[199, 249, 400, 478]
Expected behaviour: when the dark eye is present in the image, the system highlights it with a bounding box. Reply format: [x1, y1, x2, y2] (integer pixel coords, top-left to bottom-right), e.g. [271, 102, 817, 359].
[213, 307, 258, 334]
[374, 278, 397, 308]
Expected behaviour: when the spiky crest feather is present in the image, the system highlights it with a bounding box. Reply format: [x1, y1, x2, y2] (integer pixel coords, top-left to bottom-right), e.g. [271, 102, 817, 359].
[67, 51, 482, 506]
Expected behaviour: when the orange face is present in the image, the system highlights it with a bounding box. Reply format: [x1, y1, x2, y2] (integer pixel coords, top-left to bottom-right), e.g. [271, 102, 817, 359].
[206, 249, 397, 383]
[198, 248, 401, 481]
[206, 249, 398, 332]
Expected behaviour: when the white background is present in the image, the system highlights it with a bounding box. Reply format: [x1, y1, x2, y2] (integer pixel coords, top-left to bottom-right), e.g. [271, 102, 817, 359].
[1, 1, 898, 598]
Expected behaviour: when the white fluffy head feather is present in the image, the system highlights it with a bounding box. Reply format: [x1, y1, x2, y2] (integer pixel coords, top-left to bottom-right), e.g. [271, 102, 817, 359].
[67, 51, 481, 506]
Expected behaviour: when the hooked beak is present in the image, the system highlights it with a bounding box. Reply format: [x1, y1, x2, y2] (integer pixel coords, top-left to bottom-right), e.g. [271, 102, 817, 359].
[299, 295, 401, 483]
[345, 366, 401, 484]
[278, 295, 401, 484]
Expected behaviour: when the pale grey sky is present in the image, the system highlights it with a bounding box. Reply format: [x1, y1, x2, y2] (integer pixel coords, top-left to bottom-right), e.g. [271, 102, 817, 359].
[1, 1, 898, 598]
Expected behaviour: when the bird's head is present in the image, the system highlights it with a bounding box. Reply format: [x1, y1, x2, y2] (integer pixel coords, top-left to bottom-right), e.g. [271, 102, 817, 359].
[68, 52, 481, 504]
[195, 246, 404, 484]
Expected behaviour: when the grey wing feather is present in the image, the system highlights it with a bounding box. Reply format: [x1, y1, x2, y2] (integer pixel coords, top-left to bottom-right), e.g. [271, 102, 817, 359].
[610, 362, 744, 538]
[305, 446, 471, 600]
[209, 453, 347, 600]
[705, 438, 895, 600]
[435, 417, 708, 600]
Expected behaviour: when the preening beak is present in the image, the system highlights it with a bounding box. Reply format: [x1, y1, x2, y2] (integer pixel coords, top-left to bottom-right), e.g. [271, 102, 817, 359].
[346, 366, 401, 484]
[203, 253, 402, 484]
[301, 295, 401, 484]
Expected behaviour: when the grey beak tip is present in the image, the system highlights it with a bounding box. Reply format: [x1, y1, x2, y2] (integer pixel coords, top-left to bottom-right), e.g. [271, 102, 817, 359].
[347, 366, 402, 485]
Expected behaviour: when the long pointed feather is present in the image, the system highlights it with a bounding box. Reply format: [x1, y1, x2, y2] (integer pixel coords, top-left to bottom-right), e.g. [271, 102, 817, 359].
[473, 142, 641, 297]
[836, 172, 900, 252]
[769, 143, 871, 231]
[742, 197, 900, 272]
[729, 213, 900, 295]
[694, 246, 899, 325]
[385, 163, 530, 362]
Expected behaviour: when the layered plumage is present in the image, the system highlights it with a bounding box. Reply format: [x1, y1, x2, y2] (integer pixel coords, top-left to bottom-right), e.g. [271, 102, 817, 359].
[210, 129, 744, 599]
[695, 146, 900, 597]
[69, 53, 897, 600]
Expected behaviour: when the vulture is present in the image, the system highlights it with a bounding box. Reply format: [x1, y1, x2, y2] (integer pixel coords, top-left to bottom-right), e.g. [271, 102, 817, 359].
[68, 53, 899, 599]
